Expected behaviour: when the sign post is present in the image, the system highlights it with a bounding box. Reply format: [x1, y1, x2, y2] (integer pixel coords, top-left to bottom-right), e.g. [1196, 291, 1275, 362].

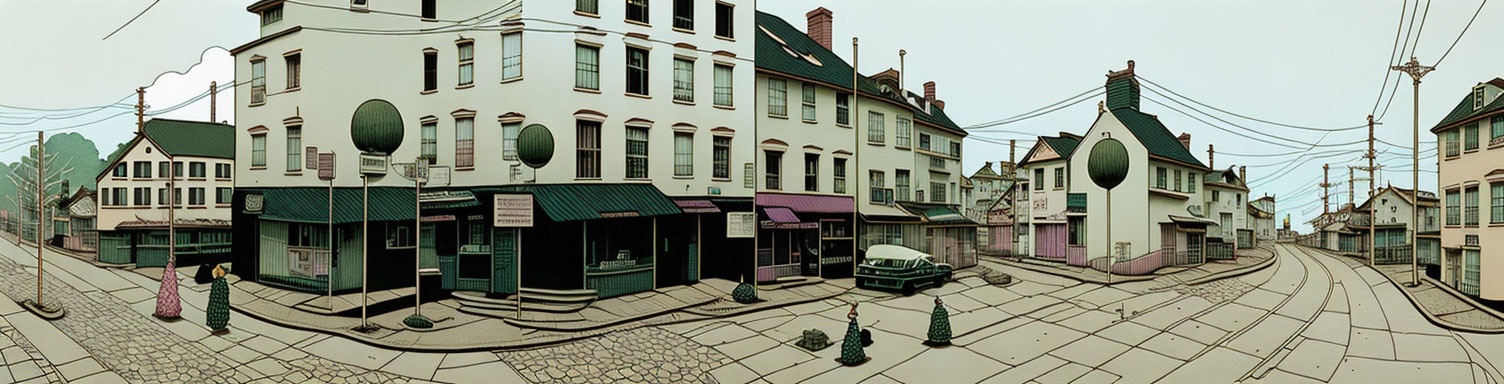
[494, 194, 534, 318]
[318, 152, 336, 310]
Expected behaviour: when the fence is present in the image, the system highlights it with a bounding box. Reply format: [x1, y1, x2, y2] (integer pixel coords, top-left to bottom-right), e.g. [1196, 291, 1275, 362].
[1206, 242, 1236, 261]
[1373, 245, 1413, 265]
[1066, 245, 1087, 267]
[1082, 248, 1205, 276]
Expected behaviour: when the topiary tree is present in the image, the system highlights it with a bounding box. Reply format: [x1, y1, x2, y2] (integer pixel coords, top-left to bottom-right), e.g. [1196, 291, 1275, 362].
[731, 283, 757, 304]
[153, 258, 181, 319]
[837, 303, 867, 366]
[924, 296, 951, 346]
[205, 265, 230, 332]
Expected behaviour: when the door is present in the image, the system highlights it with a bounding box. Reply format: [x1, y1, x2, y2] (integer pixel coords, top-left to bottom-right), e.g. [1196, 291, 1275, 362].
[1187, 233, 1204, 264]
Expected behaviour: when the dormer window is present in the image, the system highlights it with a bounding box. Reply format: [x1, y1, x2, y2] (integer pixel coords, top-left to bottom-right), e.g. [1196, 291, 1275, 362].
[260, 5, 283, 26]
[1477, 86, 1487, 110]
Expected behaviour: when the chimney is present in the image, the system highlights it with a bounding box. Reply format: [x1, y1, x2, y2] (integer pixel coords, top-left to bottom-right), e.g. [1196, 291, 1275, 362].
[1239, 166, 1247, 184]
[806, 7, 834, 51]
[209, 81, 217, 123]
[1208, 144, 1215, 169]
[1177, 133, 1191, 150]
[1104, 60, 1140, 110]
[899, 50, 907, 96]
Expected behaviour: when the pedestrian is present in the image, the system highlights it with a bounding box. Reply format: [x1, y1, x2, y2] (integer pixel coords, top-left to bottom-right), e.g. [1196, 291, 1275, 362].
[205, 264, 230, 333]
[837, 302, 868, 366]
[154, 257, 181, 320]
[925, 296, 951, 346]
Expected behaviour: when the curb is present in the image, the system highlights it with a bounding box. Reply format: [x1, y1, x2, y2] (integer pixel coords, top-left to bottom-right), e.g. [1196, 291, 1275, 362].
[1296, 244, 1504, 334]
[1183, 254, 1278, 286]
[983, 258, 1155, 285]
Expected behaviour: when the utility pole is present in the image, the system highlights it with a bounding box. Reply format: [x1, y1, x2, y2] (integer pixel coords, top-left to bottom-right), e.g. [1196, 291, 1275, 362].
[1009, 139, 1017, 257]
[1363, 115, 1378, 266]
[1392, 57, 1434, 287]
[1348, 167, 1355, 208]
[1208, 144, 1215, 170]
[136, 87, 146, 134]
[209, 81, 217, 123]
[1320, 164, 1332, 215]
[35, 131, 44, 307]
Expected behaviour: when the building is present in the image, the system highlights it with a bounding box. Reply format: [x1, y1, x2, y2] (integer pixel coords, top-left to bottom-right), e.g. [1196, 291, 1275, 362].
[1203, 166, 1249, 251]
[59, 187, 97, 253]
[232, 0, 756, 298]
[1430, 77, 1504, 299]
[1248, 194, 1276, 243]
[1354, 185, 1440, 267]
[966, 162, 1014, 256]
[1017, 132, 1081, 261]
[96, 118, 235, 267]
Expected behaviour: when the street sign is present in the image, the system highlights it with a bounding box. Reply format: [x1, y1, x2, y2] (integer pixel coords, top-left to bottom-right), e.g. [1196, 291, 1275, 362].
[427, 165, 450, 187]
[727, 212, 755, 238]
[493, 194, 533, 227]
[318, 153, 336, 180]
[306, 147, 319, 169]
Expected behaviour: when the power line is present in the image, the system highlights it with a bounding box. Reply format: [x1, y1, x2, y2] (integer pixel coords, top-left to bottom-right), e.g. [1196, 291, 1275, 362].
[1137, 77, 1366, 132]
[962, 87, 1101, 129]
[102, 0, 161, 40]
[1434, 0, 1488, 66]
[1372, 0, 1412, 117]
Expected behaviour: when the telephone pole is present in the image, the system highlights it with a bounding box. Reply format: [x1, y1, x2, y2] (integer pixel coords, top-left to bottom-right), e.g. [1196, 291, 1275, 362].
[1391, 57, 1434, 287]
[1009, 139, 1017, 257]
[1320, 164, 1332, 215]
[1358, 115, 1379, 266]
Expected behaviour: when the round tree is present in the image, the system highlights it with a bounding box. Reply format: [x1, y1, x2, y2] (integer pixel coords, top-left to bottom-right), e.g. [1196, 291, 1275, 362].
[350, 99, 404, 155]
[516, 124, 555, 168]
[1087, 138, 1129, 190]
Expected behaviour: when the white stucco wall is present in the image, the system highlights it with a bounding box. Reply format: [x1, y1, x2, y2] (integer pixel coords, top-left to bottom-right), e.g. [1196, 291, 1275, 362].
[97, 139, 233, 231]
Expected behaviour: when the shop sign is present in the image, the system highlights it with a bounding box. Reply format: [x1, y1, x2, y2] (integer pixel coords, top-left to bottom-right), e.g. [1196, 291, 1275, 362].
[599, 211, 640, 218]
[493, 194, 533, 227]
[244, 193, 264, 214]
[726, 212, 755, 238]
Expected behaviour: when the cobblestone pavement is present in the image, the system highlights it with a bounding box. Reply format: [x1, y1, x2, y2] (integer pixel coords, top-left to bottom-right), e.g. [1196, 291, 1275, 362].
[499, 327, 731, 383]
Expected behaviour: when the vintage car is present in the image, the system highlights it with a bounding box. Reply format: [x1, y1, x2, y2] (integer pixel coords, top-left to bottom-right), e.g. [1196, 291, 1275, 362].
[855, 245, 953, 295]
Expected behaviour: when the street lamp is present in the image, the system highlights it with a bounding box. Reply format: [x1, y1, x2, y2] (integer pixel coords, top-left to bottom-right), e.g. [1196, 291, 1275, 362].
[349, 99, 404, 331]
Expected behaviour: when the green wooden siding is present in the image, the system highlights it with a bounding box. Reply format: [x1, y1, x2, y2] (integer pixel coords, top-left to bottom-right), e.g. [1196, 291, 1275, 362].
[98, 233, 131, 264]
[587, 266, 653, 298]
[686, 243, 699, 283]
[492, 228, 517, 295]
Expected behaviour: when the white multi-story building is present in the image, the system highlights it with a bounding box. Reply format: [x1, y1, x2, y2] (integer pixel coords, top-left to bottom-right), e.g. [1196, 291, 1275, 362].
[95, 118, 235, 267]
[232, 0, 755, 299]
[1431, 77, 1504, 299]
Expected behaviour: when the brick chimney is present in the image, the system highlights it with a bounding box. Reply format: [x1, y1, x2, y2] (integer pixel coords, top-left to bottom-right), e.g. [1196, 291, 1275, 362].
[1239, 166, 1247, 183]
[923, 81, 944, 109]
[806, 8, 834, 51]
[1177, 133, 1191, 150]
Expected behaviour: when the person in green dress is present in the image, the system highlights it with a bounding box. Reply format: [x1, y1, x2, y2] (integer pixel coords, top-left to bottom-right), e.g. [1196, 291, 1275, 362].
[205, 264, 230, 333]
[925, 296, 951, 346]
[838, 302, 867, 365]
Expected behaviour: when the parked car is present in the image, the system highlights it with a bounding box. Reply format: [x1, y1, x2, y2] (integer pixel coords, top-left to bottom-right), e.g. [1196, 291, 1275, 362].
[856, 245, 953, 295]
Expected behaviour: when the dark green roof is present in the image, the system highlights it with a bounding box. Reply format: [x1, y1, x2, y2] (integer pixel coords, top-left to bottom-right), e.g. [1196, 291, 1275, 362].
[913, 98, 964, 133]
[260, 187, 417, 224]
[499, 184, 680, 222]
[143, 118, 235, 159]
[898, 202, 977, 226]
[1040, 136, 1082, 158]
[1430, 79, 1504, 133]
[1110, 108, 1207, 169]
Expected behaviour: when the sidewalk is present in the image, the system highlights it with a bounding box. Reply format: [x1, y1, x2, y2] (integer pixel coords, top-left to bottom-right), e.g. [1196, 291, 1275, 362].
[1303, 245, 1504, 333]
[985, 244, 1276, 285]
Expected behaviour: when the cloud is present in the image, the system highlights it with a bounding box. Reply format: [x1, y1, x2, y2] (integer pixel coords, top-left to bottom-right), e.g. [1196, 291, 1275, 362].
[143, 47, 235, 125]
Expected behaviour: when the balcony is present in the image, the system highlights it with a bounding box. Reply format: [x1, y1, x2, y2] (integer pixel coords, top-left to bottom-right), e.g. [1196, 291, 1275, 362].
[1066, 193, 1087, 213]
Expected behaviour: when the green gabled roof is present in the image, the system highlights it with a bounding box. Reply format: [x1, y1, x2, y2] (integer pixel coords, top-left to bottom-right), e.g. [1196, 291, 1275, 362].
[499, 184, 681, 222]
[1430, 79, 1504, 133]
[1040, 135, 1082, 158]
[914, 101, 965, 133]
[143, 118, 235, 159]
[1110, 108, 1207, 169]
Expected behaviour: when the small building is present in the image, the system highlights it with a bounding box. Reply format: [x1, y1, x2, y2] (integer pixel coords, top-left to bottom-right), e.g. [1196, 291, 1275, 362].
[1248, 195, 1277, 243]
[96, 119, 235, 267]
[1354, 185, 1440, 267]
[59, 187, 97, 253]
[1203, 167, 1249, 253]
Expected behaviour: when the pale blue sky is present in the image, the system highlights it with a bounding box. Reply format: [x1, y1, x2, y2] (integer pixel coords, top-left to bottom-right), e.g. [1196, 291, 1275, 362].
[2, 0, 1501, 232]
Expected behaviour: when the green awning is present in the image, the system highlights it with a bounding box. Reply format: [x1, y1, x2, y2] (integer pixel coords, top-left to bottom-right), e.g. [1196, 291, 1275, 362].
[898, 202, 978, 226]
[498, 184, 681, 222]
[258, 187, 417, 224]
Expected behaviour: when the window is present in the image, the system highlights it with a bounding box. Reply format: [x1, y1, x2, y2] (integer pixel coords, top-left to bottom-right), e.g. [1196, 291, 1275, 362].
[768, 79, 787, 117]
[388, 223, 415, 248]
[1213, 190, 1220, 201]
[625, 47, 650, 96]
[896, 118, 912, 148]
[577, 121, 602, 178]
[673, 58, 695, 102]
[250, 59, 266, 104]
[625, 126, 649, 178]
[289, 223, 330, 248]
[765, 151, 782, 190]
[836, 93, 850, 125]
[896, 170, 910, 201]
[114, 188, 128, 206]
[1446, 129, 1461, 157]
[217, 187, 232, 205]
[1068, 217, 1086, 246]
[174, 161, 183, 178]
[1463, 123, 1482, 151]
[1173, 170, 1182, 192]
[420, 0, 436, 20]
[215, 163, 232, 179]
[674, 132, 694, 177]
[501, 32, 522, 80]
[713, 64, 733, 107]
[134, 161, 152, 179]
[626, 0, 649, 24]
[919, 133, 932, 151]
[1476, 86, 1487, 110]
[455, 117, 474, 168]
[1464, 249, 1481, 296]
[189, 162, 206, 178]
[1155, 167, 1167, 189]
[351, 0, 367, 8]
[1465, 186, 1480, 226]
[713, 136, 730, 179]
[251, 133, 267, 167]
[457, 41, 474, 86]
[930, 180, 946, 203]
[285, 53, 301, 90]
[260, 5, 282, 26]
[950, 142, 961, 157]
[715, 2, 734, 39]
[868, 111, 886, 143]
[421, 121, 437, 164]
[159, 162, 171, 179]
[113, 163, 127, 178]
[134, 187, 151, 206]
[1447, 189, 1460, 226]
[423, 50, 438, 92]
[1054, 168, 1065, 189]
[673, 0, 693, 30]
[1494, 183, 1504, 224]
[487, 122, 517, 161]
[189, 188, 206, 206]
[870, 171, 886, 203]
[1188, 173, 1197, 193]
[804, 154, 819, 192]
[801, 84, 817, 121]
[286, 125, 302, 172]
[577, 0, 598, 14]
[834, 158, 847, 194]
[575, 44, 600, 90]
[1034, 169, 1044, 191]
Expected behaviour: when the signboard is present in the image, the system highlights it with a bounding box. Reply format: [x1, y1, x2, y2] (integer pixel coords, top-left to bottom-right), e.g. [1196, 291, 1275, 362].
[726, 212, 755, 238]
[427, 165, 451, 187]
[244, 193, 264, 214]
[493, 194, 534, 227]
[306, 147, 319, 169]
[318, 153, 336, 181]
[421, 215, 456, 223]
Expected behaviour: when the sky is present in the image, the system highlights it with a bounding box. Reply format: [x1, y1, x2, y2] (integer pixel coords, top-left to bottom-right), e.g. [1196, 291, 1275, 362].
[2, 0, 1501, 232]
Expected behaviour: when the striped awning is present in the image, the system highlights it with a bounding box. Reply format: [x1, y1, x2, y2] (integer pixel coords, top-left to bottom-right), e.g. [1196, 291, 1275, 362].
[764, 207, 801, 223]
[675, 199, 721, 214]
[756, 192, 853, 213]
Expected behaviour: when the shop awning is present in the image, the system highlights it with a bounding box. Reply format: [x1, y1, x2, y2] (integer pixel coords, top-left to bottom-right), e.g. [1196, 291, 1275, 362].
[763, 207, 801, 223]
[500, 184, 681, 222]
[756, 192, 853, 213]
[420, 190, 479, 209]
[257, 187, 417, 224]
[675, 199, 722, 214]
[1168, 214, 1218, 227]
[859, 203, 922, 223]
[900, 202, 978, 226]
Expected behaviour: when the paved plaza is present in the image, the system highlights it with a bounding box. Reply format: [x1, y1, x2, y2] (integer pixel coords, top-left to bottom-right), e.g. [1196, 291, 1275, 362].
[1, 239, 1503, 383]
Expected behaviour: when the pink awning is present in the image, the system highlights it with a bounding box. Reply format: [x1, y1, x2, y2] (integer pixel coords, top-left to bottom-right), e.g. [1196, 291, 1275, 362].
[763, 207, 802, 223]
[674, 199, 721, 213]
[756, 192, 854, 213]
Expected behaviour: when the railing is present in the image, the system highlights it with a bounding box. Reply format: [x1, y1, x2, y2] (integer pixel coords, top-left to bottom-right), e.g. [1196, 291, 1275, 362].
[1066, 245, 1087, 266]
[1373, 245, 1412, 265]
[1206, 242, 1236, 261]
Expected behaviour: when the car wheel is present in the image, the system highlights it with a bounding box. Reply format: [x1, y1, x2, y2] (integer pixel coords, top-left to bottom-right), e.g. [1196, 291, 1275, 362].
[933, 276, 946, 287]
[901, 282, 915, 296]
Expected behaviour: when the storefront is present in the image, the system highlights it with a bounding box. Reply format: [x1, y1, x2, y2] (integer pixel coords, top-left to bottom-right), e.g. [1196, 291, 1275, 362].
[755, 193, 854, 282]
[234, 187, 419, 293]
[901, 202, 979, 268]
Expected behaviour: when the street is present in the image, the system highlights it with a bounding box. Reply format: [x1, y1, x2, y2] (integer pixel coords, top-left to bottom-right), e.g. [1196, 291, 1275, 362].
[0, 240, 1499, 383]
